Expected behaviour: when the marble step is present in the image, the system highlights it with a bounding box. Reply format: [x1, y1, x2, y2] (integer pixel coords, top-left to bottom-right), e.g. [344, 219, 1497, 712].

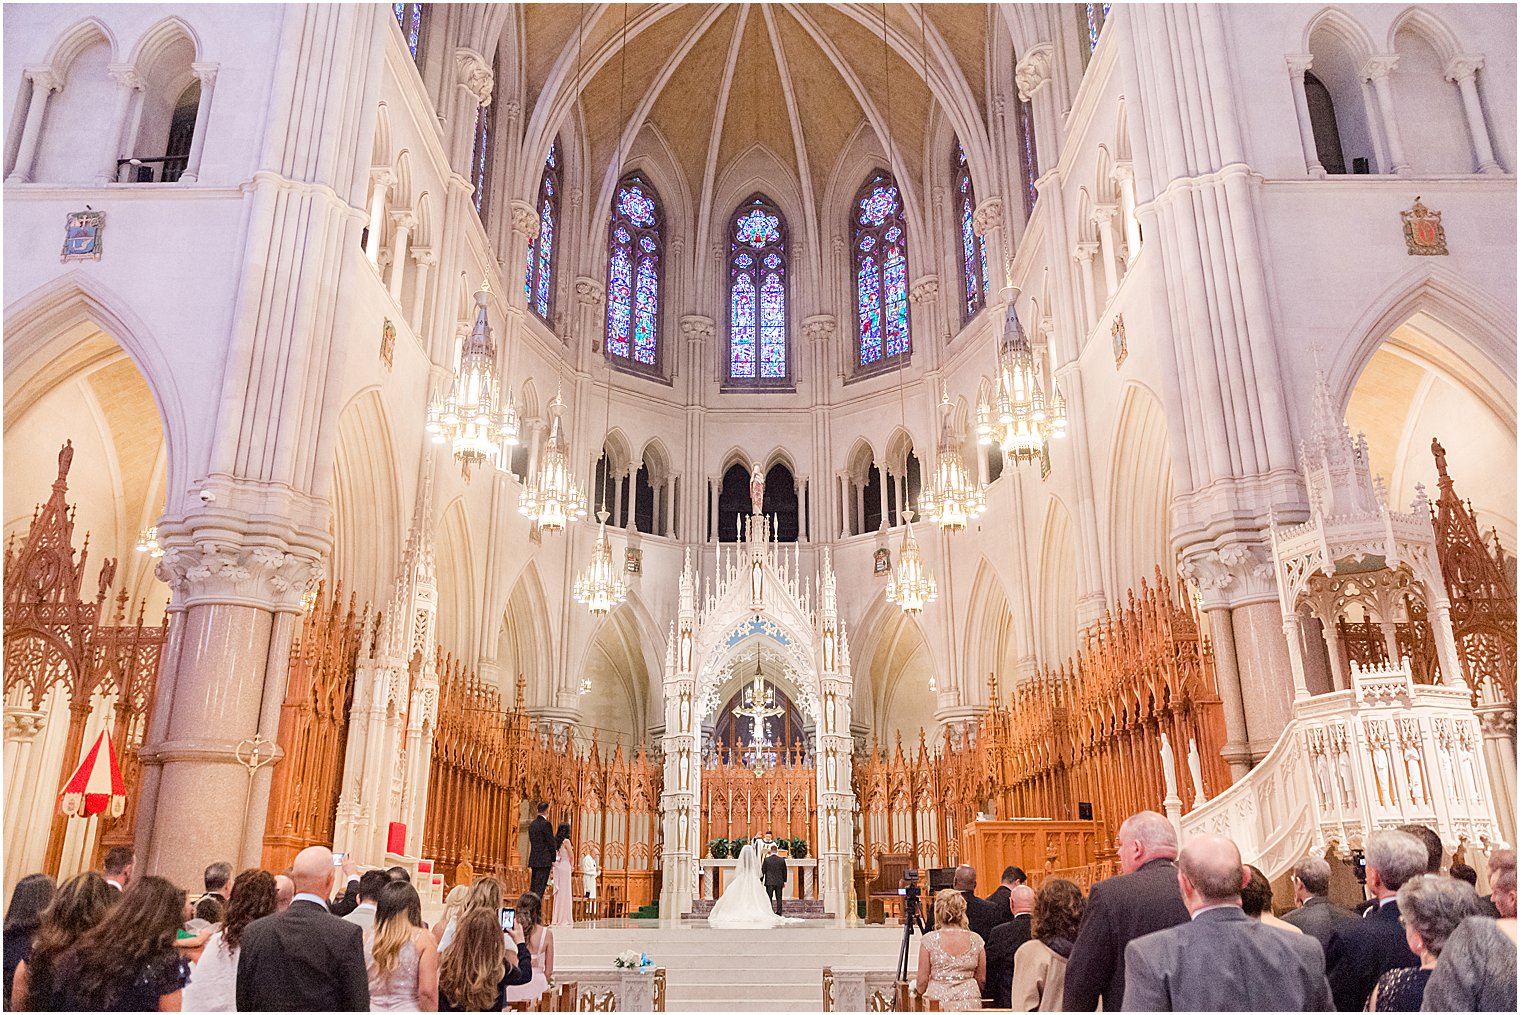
[685, 898, 831, 919]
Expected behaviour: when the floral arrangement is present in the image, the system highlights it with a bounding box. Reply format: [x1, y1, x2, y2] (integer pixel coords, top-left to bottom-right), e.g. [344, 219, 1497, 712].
[614, 949, 654, 972]
[708, 837, 731, 859]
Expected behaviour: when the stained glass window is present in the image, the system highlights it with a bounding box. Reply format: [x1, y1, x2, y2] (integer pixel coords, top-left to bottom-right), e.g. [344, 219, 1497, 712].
[1017, 91, 1040, 218]
[523, 139, 559, 324]
[1080, 3, 1111, 56]
[953, 140, 990, 323]
[852, 170, 911, 368]
[393, 3, 427, 61]
[605, 174, 662, 371]
[470, 104, 490, 215]
[727, 195, 788, 383]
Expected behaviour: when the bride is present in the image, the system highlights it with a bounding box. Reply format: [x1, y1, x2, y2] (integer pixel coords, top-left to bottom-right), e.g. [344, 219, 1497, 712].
[707, 838, 798, 929]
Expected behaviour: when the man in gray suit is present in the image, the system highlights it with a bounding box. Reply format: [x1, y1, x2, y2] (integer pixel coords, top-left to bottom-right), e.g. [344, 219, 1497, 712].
[1121, 834, 1334, 1012]
[342, 869, 389, 933]
[1283, 856, 1357, 950]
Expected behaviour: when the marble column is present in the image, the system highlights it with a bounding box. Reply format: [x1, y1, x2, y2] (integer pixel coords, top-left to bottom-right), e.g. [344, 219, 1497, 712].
[408, 246, 435, 329]
[1285, 55, 1327, 178]
[1445, 56, 1501, 174]
[9, 68, 61, 183]
[875, 462, 890, 529]
[1072, 243, 1099, 333]
[1092, 204, 1121, 295]
[1362, 55, 1409, 174]
[96, 66, 145, 184]
[365, 168, 395, 264]
[3, 709, 48, 886]
[1112, 163, 1144, 260]
[177, 63, 219, 184]
[387, 210, 415, 301]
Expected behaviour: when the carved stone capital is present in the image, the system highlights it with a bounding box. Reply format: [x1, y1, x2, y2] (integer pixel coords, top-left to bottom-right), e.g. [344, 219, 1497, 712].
[1361, 54, 1399, 83]
[455, 48, 494, 105]
[190, 62, 219, 87]
[370, 165, 396, 189]
[803, 315, 836, 344]
[411, 245, 436, 267]
[972, 197, 1003, 236]
[1111, 161, 1136, 185]
[681, 315, 715, 343]
[389, 209, 417, 232]
[1014, 44, 1055, 102]
[1073, 240, 1099, 264]
[107, 65, 145, 91]
[575, 276, 604, 307]
[909, 276, 939, 304]
[1444, 54, 1485, 84]
[156, 539, 325, 613]
[4, 708, 46, 741]
[1285, 53, 1314, 78]
[25, 67, 62, 93]
[1092, 202, 1119, 226]
[1178, 541, 1277, 609]
[510, 200, 540, 240]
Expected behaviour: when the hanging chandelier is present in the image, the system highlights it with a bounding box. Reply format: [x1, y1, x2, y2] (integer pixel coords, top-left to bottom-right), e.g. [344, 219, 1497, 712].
[572, 510, 627, 614]
[134, 526, 164, 558]
[886, 508, 938, 614]
[733, 652, 783, 721]
[425, 281, 520, 467]
[976, 296, 1068, 466]
[921, 390, 986, 531]
[518, 391, 586, 530]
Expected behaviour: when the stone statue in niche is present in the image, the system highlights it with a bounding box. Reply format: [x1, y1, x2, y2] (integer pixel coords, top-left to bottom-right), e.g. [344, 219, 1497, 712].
[1111, 313, 1127, 367]
[380, 318, 396, 370]
[1401, 196, 1448, 256]
[1186, 737, 1207, 805]
[750, 463, 765, 516]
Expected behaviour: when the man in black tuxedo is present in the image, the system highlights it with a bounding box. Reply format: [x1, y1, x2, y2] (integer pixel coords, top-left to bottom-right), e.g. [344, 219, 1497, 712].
[983, 865, 1027, 931]
[985, 883, 1035, 1007]
[1062, 811, 1191, 1011]
[528, 801, 556, 898]
[1325, 830, 1426, 1011]
[953, 865, 1000, 943]
[236, 845, 369, 1011]
[762, 846, 789, 915]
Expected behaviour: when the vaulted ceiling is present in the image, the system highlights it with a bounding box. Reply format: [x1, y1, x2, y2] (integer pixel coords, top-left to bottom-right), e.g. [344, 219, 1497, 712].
[511, 4, 997, 224]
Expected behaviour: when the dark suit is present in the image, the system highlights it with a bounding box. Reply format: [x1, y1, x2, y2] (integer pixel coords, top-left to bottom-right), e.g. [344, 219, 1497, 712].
[984, 885, 1013, 930]
[235, 898, 370, 1011]
[985, 912, 1032, 1007]
[329, 876, 360, 916]
[963, 889, 1000, 944]
[762, 853, 789, 915]
[1283, 895, 1359, 953]
[1121, 905, 1334, 1011]
[1324, 899, 1418, 1012]
[528, 815, 555, 897]
[1062, 857, 1190, 1011]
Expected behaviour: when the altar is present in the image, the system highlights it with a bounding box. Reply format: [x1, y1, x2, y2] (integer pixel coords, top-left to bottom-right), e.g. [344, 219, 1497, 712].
[699, 857, 818, 900]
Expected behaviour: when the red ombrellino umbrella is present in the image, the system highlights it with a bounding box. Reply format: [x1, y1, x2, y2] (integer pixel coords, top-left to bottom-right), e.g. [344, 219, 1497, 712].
[57, 731, 126, 818]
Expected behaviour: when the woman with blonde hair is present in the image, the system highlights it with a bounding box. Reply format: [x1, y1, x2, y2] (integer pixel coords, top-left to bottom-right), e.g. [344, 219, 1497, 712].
[914, 888, 986, 1011]
[366, 881, 439, 1010]
[432, 886, 470, 950]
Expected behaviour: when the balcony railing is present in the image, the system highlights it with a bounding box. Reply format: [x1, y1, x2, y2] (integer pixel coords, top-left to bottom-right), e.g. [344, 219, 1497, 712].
[114, 155, 189, 184]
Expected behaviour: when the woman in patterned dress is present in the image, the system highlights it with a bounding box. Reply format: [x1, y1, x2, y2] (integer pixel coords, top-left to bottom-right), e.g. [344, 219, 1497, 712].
[914, 889, 986, 1011]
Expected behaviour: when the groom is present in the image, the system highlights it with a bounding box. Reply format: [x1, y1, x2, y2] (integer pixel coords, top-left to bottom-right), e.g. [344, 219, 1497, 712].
[761, 845, 788, 915]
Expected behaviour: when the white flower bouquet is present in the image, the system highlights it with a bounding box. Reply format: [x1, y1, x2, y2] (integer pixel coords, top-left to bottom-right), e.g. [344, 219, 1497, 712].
[613, 949, 654, 972]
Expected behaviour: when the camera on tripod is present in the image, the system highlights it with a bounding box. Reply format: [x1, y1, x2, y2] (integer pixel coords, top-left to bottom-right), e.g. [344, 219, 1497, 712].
[895, 870, 926, 983]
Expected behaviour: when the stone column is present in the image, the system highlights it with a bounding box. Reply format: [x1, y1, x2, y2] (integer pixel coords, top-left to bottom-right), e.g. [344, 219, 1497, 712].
[508, 202, 541, 309]
[177, 63, 219, 183]
[409, 246, 435, 329]
[3, 709, 47, 885]
[1285, 55, 1327, 178]
[875, 461, 890, 529]
[973, 198, 1007, 292]
[836, 472, 849, 538]
[387, 210, 415, 300]
[95, 66, 145, 184]
[1112, 163, 1143, 261]
[578, 279, 607, 356]
[1072, 243, 1099, 333]
[1092, 204, 1121, 295]
[9, 68, 61, 183]
[1014, 45, 1057, 183]
[1444, 56, 1501, 174]
[1362, 56, 1409, 174]
[365, 168, 394, 264]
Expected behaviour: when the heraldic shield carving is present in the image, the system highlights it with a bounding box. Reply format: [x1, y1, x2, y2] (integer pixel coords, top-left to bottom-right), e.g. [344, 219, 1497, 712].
[1402, 196, 1449, 256]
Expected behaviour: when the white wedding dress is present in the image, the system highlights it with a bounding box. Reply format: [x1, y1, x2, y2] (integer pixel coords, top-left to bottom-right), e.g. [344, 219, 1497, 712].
[707, 840, 799, 929]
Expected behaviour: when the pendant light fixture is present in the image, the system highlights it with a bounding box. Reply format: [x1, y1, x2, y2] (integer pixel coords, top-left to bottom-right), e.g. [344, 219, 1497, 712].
[519, 389, 586, 530]
[921, 386, 986, 530]
[426, 280, 520, 467]
[976, 290, 1068, 466]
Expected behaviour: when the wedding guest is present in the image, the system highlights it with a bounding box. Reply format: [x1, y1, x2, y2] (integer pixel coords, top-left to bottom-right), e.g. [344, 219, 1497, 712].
[952, 865, 999, 943]
[984, 866, 1027, 929]
[1419, 913, 1517, 1011]
[346, 870, 390, 935]
[1366, 876, 1486, 1011]
[441, 877, 504, 952]
[236, 846, 369, 1010]
[550, 824, 575, 927]
[11, 872, 113, 1011]
[437, 908, 532, 1012]
[365, 881, 439, 1011]
[191, 893, 226, 930]
[332, 855, 363, 916]
[1325, 830, 1427, 1011]
[1010, 878, 1085, 1013]
[182, 869, 277, 1012]
[1489, 849, 1517, 918]
[201, 862, 232, 905]
[985, 883, 1035, 1007]
[54, 875, 190, 1011]
[1242, 864, 1302, 934]
[527, 803, 555, 898]
[1284, 856, 1358, 950]
[1402, 825, 1445, 876]
[101, 847, 134, 896]
[4, 874, 54, 1007]
[1447, 863, 1478, 889]
[273, 874, 295, 913]
[1062, 811, 1190, 1011]
[503, 893, 552, 1006]
[433, 886, 470, 949]
[914, 888, 986, 1011]
[1120, 834, 1332, 1011]
[386, 866, 412, 883]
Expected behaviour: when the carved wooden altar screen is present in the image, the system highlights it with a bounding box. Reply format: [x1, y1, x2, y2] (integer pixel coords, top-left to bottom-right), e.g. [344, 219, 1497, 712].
[854, 727, 992, 872]
[2, 443, 168, 876]
[700, 745, 817, 846]
[260, 586, 365, 872]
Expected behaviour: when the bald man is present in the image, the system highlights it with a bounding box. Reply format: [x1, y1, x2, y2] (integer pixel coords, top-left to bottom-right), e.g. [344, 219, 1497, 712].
[236, 846, 370, 1011]
[1120, 835, 1333, 1011]
[985, 884, 1038, 1007]
[273, 874, 295, 912]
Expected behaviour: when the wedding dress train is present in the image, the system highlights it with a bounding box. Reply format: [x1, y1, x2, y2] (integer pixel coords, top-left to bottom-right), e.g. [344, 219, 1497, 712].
[706, 841, 799, 929]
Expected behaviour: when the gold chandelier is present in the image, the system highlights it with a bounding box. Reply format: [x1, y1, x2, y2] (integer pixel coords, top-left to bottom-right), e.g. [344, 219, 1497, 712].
[977, 296, 1067, 466]
[921, 390, 986, 531]
[134, 526, 164, 558]
[572, 509, 627, 615]
[733, 652, 783, 721]
[885, 508, 938, 614]
[518, 391, 586, 530]
[425, 280, 520, 466]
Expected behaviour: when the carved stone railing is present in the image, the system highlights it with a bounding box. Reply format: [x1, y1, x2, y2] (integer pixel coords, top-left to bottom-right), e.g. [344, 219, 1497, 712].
[1181, 660, 1505, 878]
[552, 968, 665, 1011]
[823, 967, 899, 1012]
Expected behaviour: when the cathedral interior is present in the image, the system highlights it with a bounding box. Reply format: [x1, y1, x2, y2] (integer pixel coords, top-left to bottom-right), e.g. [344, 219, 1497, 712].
[2, 1, 1515, 955]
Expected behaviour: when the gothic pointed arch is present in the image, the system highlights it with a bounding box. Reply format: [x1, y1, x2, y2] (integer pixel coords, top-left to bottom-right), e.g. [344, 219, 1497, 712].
[726, 194, 790, 386]
[850, 168, 911, 372]
[605, 172, 665, 377]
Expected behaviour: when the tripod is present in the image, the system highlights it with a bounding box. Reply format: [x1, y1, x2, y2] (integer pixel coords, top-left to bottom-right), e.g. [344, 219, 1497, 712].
[894, 883, 924, 986]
